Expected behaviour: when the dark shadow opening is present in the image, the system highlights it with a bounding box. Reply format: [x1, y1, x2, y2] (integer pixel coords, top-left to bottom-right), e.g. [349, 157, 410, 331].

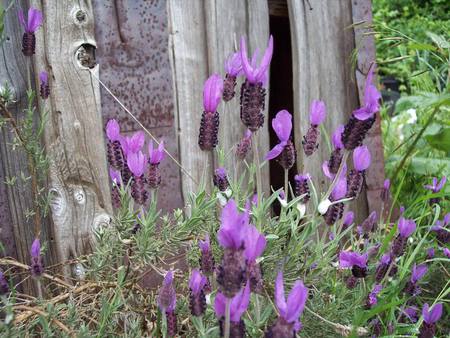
[268, 4, 295, 214]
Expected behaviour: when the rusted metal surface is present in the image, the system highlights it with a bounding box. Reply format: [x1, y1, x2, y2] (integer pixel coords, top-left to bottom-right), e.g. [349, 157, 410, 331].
[352, 0, 387, 215]
[92, 0, 183, 212]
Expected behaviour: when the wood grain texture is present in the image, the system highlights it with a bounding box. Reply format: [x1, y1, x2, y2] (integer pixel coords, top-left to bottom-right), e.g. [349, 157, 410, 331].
[30, 0, 112, 277]
[352, 0, 386, 215]
[287, 0, 368, 219]
[169, 0, 271, 200]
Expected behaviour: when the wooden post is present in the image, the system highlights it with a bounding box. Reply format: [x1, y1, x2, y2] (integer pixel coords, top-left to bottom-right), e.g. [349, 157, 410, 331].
[31, 0, 112, 277]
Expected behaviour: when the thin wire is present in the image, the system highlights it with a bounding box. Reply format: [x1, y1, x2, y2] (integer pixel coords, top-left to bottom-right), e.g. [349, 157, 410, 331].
[89, 69, 199, 187]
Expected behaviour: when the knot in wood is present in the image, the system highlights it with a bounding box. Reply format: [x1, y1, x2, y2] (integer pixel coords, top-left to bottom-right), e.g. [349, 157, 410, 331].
[76, 44, 97, 69]
[73, 188, 85, 204]
[92, 213, 111, 233]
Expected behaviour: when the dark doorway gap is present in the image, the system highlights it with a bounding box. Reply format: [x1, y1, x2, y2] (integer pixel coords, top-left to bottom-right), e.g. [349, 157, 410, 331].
[268, 11, 295, 215]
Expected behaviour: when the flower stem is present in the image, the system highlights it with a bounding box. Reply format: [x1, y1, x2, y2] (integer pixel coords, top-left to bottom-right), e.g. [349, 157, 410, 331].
[161, 311, 167, 338]
[284, 169, 289, 200]
[224, 297, 231, 338]
[252, 133, 262, 204]
[324, 150, 349, 200]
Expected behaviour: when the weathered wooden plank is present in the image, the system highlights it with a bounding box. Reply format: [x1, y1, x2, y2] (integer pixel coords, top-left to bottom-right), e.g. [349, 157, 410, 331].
[203, 0, 271, 194]
[92, 0, 183, 212]
[351, 0, 386, 215]
[287, 0, 369, 219]
[31, 0, 112, 277]
[167, 0, 213, 198]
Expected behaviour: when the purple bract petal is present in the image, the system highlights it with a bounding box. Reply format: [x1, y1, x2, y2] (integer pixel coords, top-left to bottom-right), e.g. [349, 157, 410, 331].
[343, 211, 354, 226]
[411, 263, 427, 283]
[240, 35, 273, 84]
[398, 217, 416, 238]
[189, 269, 207, 296]
[331, 173, 347, 200]
[203, 74, 223, 113]
[339, 251, 367, 268]
[109, 168, 122, 185]
[30, 238, 40, 258]
[353, 145, 371, 171]
[332, 125, 344, 149]
[274, 271, 308, 324]
[26, 7, 43, 33]
[214, 283, 251, 322]
[384, 179, 390, 191]
[148, 140, 165, 164]
[309, 100, 326, 125]
[443, 247, 450, 258]
[106, 119, 121, 142]
[225, 52, 242, 77]
[39, 71, 48, 85]
[198, 234, 210, 253]
[422, 303, 443, 324]
[272, 110, 292, 142]
[127, 151, 146, 177]
[244, 225, 266, 262]
[121, 131, 145, 156]
[353, 65, 381, 121]
[217, 199, 248, 249]
[294, 173, 310, 182]
[265, 142, 287, 161]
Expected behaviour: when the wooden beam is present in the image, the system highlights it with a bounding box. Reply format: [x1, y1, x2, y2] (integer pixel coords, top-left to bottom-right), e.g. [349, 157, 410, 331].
[287, 0, 369, 220]
[31, 0, 111, 277]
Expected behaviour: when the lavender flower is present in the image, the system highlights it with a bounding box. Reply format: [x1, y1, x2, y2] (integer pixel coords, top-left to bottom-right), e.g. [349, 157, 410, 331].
[30, 238, 43, 277]
[127, 151, 148, 205]
[105, 119, 125, 171]
[189, 269, 207, 316]
[266, 110, 296, 170]
[365, 284, 382, 308]
[223, 52, 242, 101]
[147, 140, 165, 189]
[199, 74, 223, 150]
[236, 129, 252, 159]
[158, 271, 176, 312]
[347, 145, 371, 199]
[360, 211, 377, 235]
[342, 65, 380, 150]
[327, 125, 344, 174]
[419, 303, 443, 338]
[199, 234, 215, 276]
[400, 306, 419, 323]
[120, 131, 145, 157]
[240, 36, 273, 131]
[431, 216, 450, 245]
[342, 211, 354, 230]
[443, 247, 450, 258]
[324, 173, 347, 225]
[425, 176, 446, 204]
[18, 7, 43, 56]
[109, 168, 122, 209]
[213, 167, 230, 192]
[244, 225, 266, 293]
[427, 247, 435, 259]
[302, 100, 326, 156]
[339, 251, 368, 278]
[375, 253, 391, 282]
[404, 264, 427, 296]
[265, 271, 308, 337]
[0, 270, 9, 296]
[39, 71, 49, 99]
[294, 174, 310, 203]
[217, 200, 248, 297]
[215, 283, 251, 338]
[381, 178, 390, 202]
[392, 217, 416, 257]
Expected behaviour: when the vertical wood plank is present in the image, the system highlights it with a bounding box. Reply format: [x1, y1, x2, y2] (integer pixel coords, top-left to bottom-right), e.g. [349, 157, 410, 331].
[287, 0, 368, 219]
[31, 0, 112, 276]
[352, 0, 386, 215]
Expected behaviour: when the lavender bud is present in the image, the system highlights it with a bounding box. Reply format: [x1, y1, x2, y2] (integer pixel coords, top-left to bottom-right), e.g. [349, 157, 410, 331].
[346, 169, 364, 199]
[345, 275, 359, 289]
[240, 80, 265, 132]
[277, 140, 296, 170]
[166, 310, 177, 337]
[236, 132, 252, 160]
[361, 211, 377, 235]
[391, 235, 407, 257]
[147, 163, 161, 189]
[342, 115, 376, 150]
[223, 74, 237, 101]
[107, 141, 125, 170]
[265, 317, 295, 338]
[219, 318, 246, 338]
[189, 289, 206, 317]
[323, 202, 344, 226]
[22, 32, 36, 56]
[131, 176, 148, 205]
[328, 148, 343, 174]
[213, 168, 230, 192]
[198, 111, 220, 151]
[302, 125, 320, 156]
[30, 256, 44, 277]
[40, 82, 50, 100]
[294, 174, 310, 203]
[216, 248, 246, 298]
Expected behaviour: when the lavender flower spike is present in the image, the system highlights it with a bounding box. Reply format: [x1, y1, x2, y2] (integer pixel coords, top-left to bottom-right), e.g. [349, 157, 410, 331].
[411, 264, 428, 283]
[147, 140, 165, 189]
[236, 129, 252, 159]
[266, 110, 296, 170]
[365, 284, 382, 308]
[392, 217, 416, 257]
[223, 52, 242, 101]
[381, 178, 390, 202]
[303, 100, 326, 156]
[18, 7, 43, 56]
[127, 151, 148, 205]
[244, 225, 266, 293]
[347, 145, 370, 199]
[265, 271, 308, 336]
[353, 66, 381, 121]
[327, 125, 345, 174]
[215, 283, 251, 337]
[424, 176, 446, 193]
[39, 71, 50, 99]
[294, 174, 310, 203]
[217, 199, 248, 250]
[240, 36, 273, 84]
[30, 238, 43, 277]
[109, 168, 122, 208]
[189, 269, 207, 317]
[419, 303, 443, 338]
[198, 234, 215, 275]
[339, 251, 368, 278]
[199, 74, 222, 150]
[213, 167, 230, 192]
[342, 211, 354, 230]
[158, 271, 176, 313]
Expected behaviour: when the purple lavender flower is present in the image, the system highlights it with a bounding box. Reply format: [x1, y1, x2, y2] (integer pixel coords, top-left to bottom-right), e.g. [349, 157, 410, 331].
[18, 7, 43, 56]
[120, 132, 145, 157]
[302, 100, 326, 156]
[244, 225, 266, 293]
[265, 271, 308, 337]
[419, 303, 443, 338]
[189, 269, 207, 316]
[213, 167, 230, 192]
[404, 263, 427, 296]
[365, 284, 382, 308]
[0, 270, 9, 296]
[127, 151, 148, 205]
[158, 271, 176, 312]
[324, 173, 346, 225]
[199, 74, 222, 150]
[342, 211, 354, 230]
[39, 71, 49, 99]
[392, 217, 416, 257]
[294, 174, 310, 203]
[217, 200, 249, 297]
[30, 238, 43, 277]
[425, 176, 446, 205]
[223, 52, 242, 101]
[198, 234, 215, 275]
[239, 36, 273, 132]
[339, 251, 368, 278]
[427, 247, 435, 259]
[375, 253, 391, 282]
[443, 247, 450, 258]
[361, 211, 377, 235]
[105, 119, 125, 172]
[381, 178, 390, 202]
[147, 140, 165, 189]
[400, 306, 419, 323]
[347, 145, 371, 199]
[215, 283, 251, 338]
[236, 129, 252, 160]
[327, 125, 344, 174]
[342, 66, 380, 149]
[266, 110, 296, 170]
[431, 216, 450, 245]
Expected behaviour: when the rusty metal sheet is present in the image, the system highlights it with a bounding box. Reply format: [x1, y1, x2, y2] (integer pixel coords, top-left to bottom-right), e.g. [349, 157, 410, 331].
[93, 0, 183, 212]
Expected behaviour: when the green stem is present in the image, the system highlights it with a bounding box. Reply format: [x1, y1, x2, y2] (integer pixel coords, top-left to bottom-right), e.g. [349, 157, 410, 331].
[224, 297, 231, 338]
[252, 133, 262, 204]
[255, 294, 261, 324]
[284, 169, 289, 200]
[324, 150, 349, 200]
[162, 311, 167, 338]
